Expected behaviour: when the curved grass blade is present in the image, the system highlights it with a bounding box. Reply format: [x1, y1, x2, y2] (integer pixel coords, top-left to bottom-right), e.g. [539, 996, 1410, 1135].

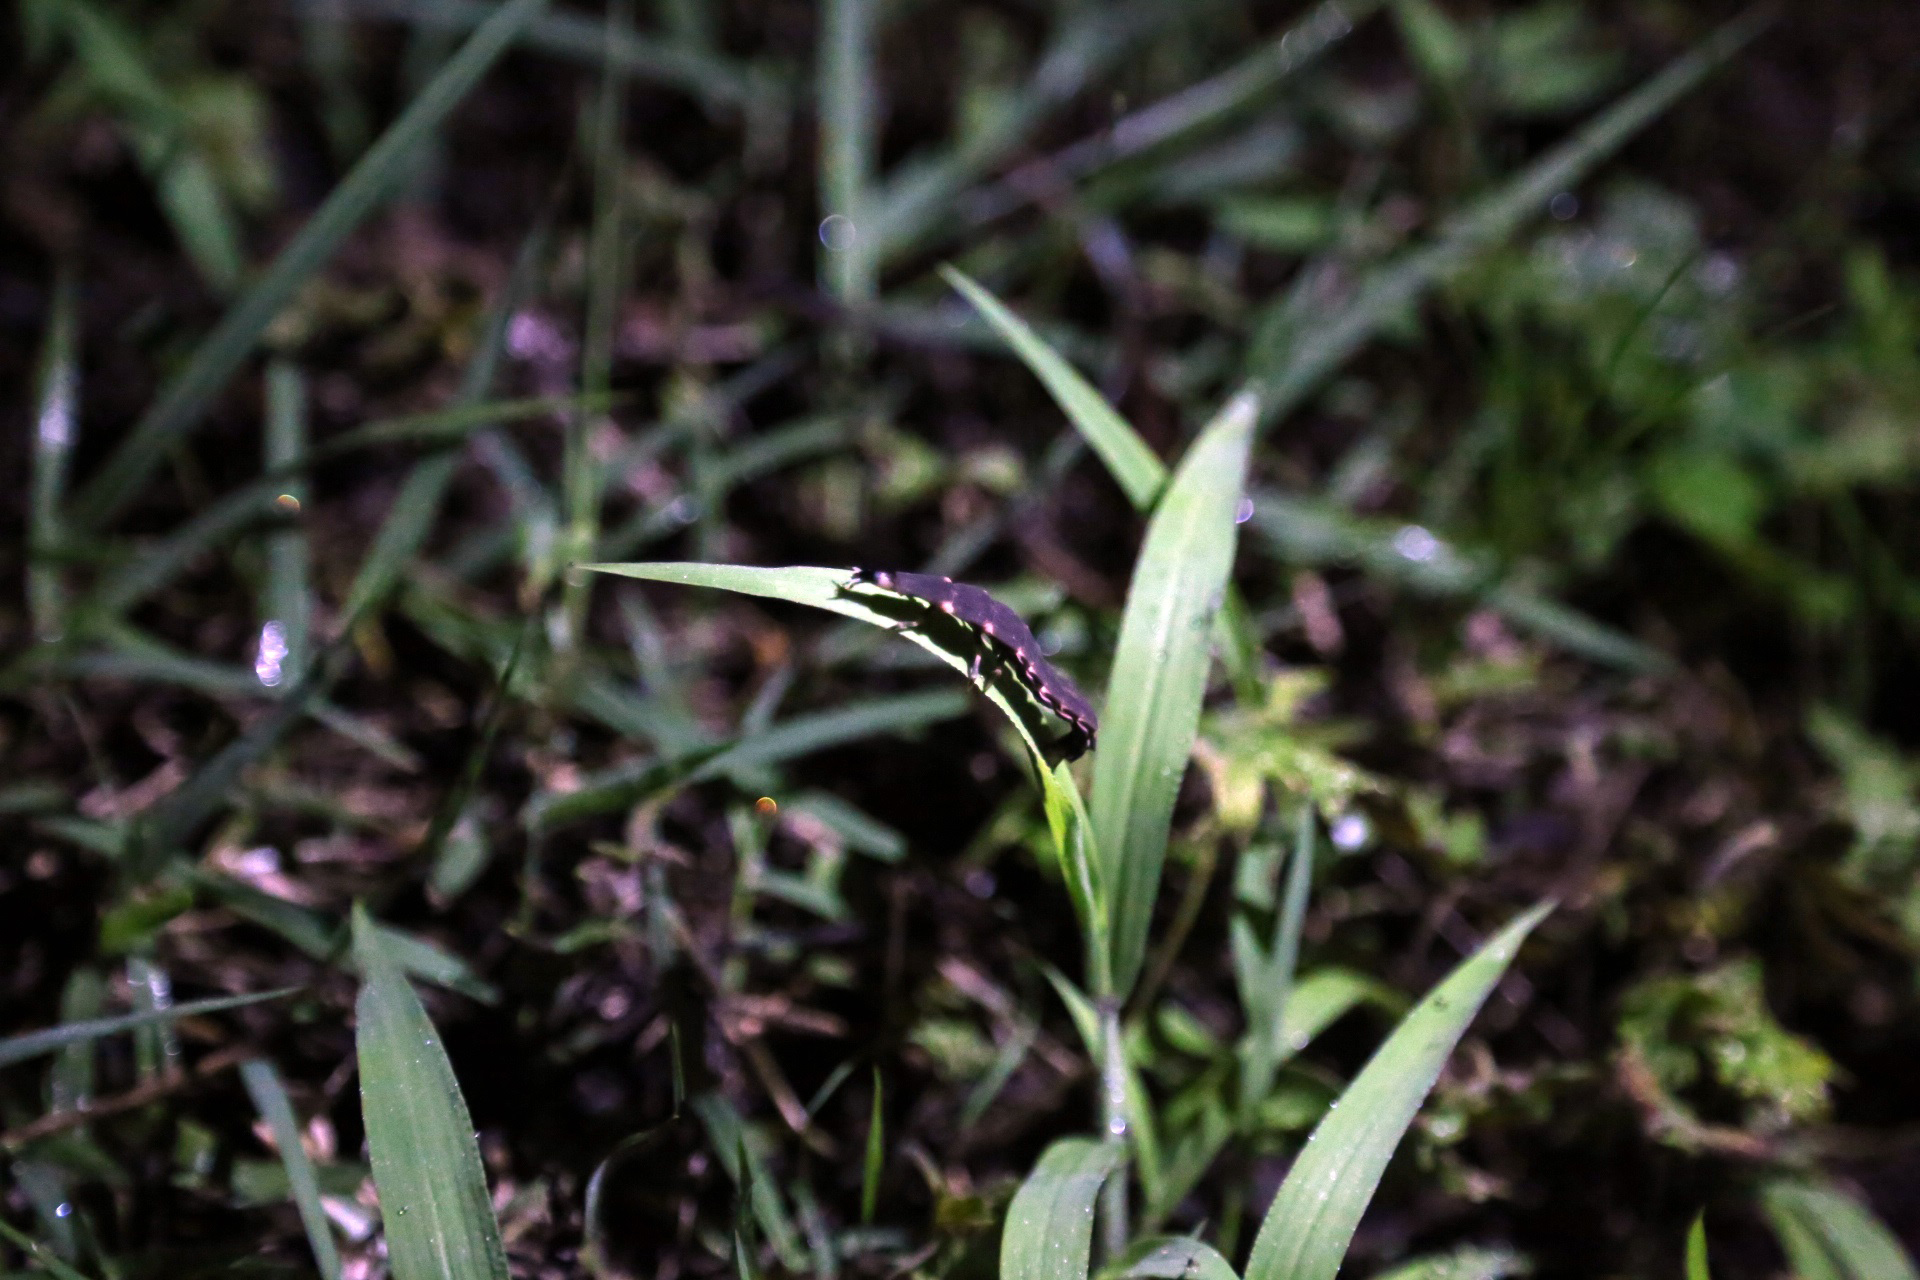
[1109, 1237, 1239, 1280]
[351, 905, 509, 1280]
[942, 265, 1164, 509]
[241, 1059, 342, 1280]
[1090, 394, 1257, 998]
[581, 563, 1057, 774]
[581, 561, 1108, 955]
[1759, 1180, 1919, 1280]
[74, 0, 548, 529]
[0, 988, 295, 1070]
[1001, 1138, 1129, 1280]
[1243, 902, 1553, 1280]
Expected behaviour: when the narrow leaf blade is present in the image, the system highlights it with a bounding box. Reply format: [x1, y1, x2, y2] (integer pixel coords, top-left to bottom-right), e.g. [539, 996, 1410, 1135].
[74, 0, 549, 528]
[1244, 902, 1553, 1280]
[941, 265, 1165, 509]
[1090, 393, 1257, 997]
[1000, 1138, 1128, 1280]
[352, 905, 508, 1280]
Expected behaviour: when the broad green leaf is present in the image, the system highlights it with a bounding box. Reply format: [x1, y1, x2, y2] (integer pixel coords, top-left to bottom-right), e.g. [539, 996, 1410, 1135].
[241, 1059, 342, 1280]
[0, 988, 294, 1069]
[352, 905, 508, 1280]
[1244, 902, 1553, 1280]
[1001, 1138, 1129, 1280]
[74, 0, 549, 529]
[1110, 1237, 1240, 1280]
[1091, 394, 1257, 998]
[942, 265, 1165, 509]
[1760, 1180, 1919, 1280]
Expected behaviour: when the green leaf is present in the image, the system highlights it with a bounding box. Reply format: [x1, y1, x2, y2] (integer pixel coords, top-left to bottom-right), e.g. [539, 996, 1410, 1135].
[241, 1059, 342, 1280]
[942, 265, 1165, 509]
[1373, 1245, 1530, 1280]
[28, 263, 77, 644]
[0, 988, 294, 1069]
[1091, 393, 1257, 998]
[73, 0, 550, 529]
[861, 1070, 884, 1225]
[578, 560, 1112, 966]
[692, 1093, 807, 1272]
[1244, 6, 1774, 426]
[1243, 902, 1553, 1280]
[0, 1219, 96, 1280]
[1686, 1214, 1710, 1280]
[352, 905, 508, 1280]
[819, 0, 876, 305]
[1760, 1179, 1919, 1280]
[1001, 1138, 1129, 1280]
[1109, 1236, 1240, 1280]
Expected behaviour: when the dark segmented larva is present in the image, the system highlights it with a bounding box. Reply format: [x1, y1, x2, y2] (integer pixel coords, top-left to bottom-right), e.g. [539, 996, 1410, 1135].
[848, 567, 1097, 759]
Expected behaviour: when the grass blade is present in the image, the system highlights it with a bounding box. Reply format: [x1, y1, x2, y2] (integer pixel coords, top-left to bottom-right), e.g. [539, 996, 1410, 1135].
[861, 1069, 883, 1225]
[1686, 1214, 1710, 1280]
[0, 1220, 96, 1280]
[692, 1093, 807, 1272]
[1243, 902, 1553, 1280]
[241, 1059, 343, 1280]
[1759, 1180, 1919, 1280]
[942, 265, 1164, 509]
[958, 0, 1375, 231]
[1090, 394, 1257, 998]
[1242, 6, 1774, 427]
[0, 988, 294, 1070]
[29, 264, 78, 643]
[818, 0, 876, 307]
[1238, 806, 1317, 1116]
[1000, 1138, 1128, 1280]
[581, 562, 1066, 772]
[1111, 1237, 1240, 1280]
[73, 0, 549, 529]
[262, 361, 312, 678]
[557, 0, 633, 648]
[352, 904, 509, 1280]
[325, 0, 760, 112]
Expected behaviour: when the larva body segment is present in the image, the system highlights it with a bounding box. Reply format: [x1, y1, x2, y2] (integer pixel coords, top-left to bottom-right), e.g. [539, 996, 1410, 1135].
[848, 567, 1098, 759]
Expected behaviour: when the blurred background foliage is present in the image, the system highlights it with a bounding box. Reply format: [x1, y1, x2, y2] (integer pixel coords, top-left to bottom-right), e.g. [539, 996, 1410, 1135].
[3, 0, 1920, 1277]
